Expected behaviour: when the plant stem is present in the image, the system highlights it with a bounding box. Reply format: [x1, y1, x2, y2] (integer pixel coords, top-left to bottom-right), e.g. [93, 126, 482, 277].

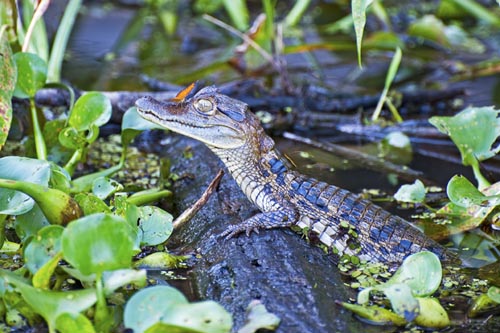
[30, 99, 47, 160]
[47, 0, 82, 82]
[472, 161, 490, 190]
[94, 271, 109, 332]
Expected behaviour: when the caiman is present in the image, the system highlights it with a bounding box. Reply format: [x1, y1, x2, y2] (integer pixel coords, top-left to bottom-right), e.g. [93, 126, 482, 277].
[135, 85, 457, 263]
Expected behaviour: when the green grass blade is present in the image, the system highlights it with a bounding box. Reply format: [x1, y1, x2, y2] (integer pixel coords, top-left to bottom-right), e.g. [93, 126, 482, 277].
[284, 0, 311, 28]
[371, 47, 402, 122]
[449, 0, 500, 27]
[352, 0, 373, 68]
[222, 0, 249, 31]
[47, 0, 82, 83]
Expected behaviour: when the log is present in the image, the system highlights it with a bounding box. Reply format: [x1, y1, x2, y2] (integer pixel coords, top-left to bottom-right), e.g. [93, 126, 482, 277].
[147, 133, 382, 333]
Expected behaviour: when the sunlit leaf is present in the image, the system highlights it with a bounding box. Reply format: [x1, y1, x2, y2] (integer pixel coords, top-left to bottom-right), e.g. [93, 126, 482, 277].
[121, 107, 166, 147]
[414, 297, 450, 328]
[0, 157, 50, 215]
[0, 32, 16, 150]
[0, 269, 97, 333]
[102, 269, 147, 295]
[92, 177, 123, 200]
[487, 286, 500, 303]
[13, 52, 47, 98]
[138, 206, 173, 246]
[56, 313, 96, 333]
[69, 92, 112, 131]
[372, 47, 402, 121]
[394, 179, 426, 203]
[237, 300, 280, 333]
[446, 175, 498, 207]
[352, 0, 373, 67]
[124, 285, 232, 333]
[24, 225, 64, 275]
[134, 252, 189, 269]
[338, 302, 406, 326]
[61, 213, 135, 275]
[222, 0, 249, 31]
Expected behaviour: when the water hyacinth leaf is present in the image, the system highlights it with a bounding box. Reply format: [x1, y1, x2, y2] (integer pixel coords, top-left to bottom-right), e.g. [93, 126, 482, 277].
[381, 283, 419, 322]
[15, 203, 50, 241]
[102, 269, 147, 295]
[69, 92, 112, 131]
[58, 126, 87, 150]
[408, 15, 450, 47]
[121, 107, 166, 147]
[92, 177, 123, 200]
[24, 225, 64, 275]
[414, 297, 450, 328]
[237, 300, 280, 333]
[74, 193, 111, 215]
[138, 206, 173, 246]
[32, 252, 63, 290]
[0, 32, 16, 150]
[339, 302, 406, 326]
[446, 175, 497, 208]
[133, 252, 189, 269]
[124, 285, 188, 333]
[49, 163, 72, 193]
[13, 52, 47, 98]
[124, 285, 233, 333]
[0, 269, 97, 332]
[394, 179, 426, 203]
[487, 286, 500, 303]
[56, 313, 96, 333]
[0, 156, 50, 215]
[61, 213, 135, 275]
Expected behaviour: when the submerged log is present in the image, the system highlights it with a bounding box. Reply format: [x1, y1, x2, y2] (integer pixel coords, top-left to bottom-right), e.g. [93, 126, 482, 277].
[143, 133, 384, 333]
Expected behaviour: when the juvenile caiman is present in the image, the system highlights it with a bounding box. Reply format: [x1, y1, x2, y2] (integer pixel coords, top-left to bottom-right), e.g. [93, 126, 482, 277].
[135, 85, 456, 263]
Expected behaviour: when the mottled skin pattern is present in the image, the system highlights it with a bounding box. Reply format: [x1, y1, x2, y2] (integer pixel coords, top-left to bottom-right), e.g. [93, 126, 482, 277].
[136, 86, 456, 263]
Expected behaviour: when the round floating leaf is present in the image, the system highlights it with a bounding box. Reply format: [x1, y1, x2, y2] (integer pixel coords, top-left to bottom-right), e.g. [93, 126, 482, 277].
[138, 206, 173, 246]
[61, 213, 135, 275]
[394, 179, 426, 203]
[0, 156, 50, 215]
[13, 52, 47, 98]
[24, 225, 64, 275]
[388, 251, 442, 296]
[124, 285, 232, 333]
[124, 285, 188, 333]
[69, 92, 112, 131]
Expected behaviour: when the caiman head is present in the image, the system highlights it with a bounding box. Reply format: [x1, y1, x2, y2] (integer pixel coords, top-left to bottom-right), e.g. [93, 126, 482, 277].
[135, 84, 270, 150]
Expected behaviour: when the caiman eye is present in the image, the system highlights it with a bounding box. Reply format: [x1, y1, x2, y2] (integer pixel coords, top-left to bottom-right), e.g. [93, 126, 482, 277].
[194, 98, 214, 114]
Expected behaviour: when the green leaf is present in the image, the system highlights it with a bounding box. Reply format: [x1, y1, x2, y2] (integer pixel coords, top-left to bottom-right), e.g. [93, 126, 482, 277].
[448, 0, 500, 27]
[0, 156, 51, 215]
[138, 206, 173, 246]
[371, 47, 402, 121]
[56, 313, 96, 333]
[237, 301, 280, 333]
[102, 269, 146, 295]
[446, 175, 498, 208]
[388, 251, 442, 296]
[430, 106, 500, 188]
[61, 213, 135, 275]
[487, 286, 500, 303]
[92, 177, 123, 200]
[12, 52, 47, 98]
[0, 32, 16, 150]
[121, 107, 165, 147]
[0, 269, 97, 332]
[15, 203, 50, 241]
[74, 193, 111, 215]
[134, 252, 189, 269]
[222, 0, 249, 31]
[352, 0, 373, 67]
[124, 285, 232, 333]
[394, 179, 426, 203]
[414, 297, 450, 328]
[408, 15, 450, 47]
[24, 225, 64, 275]
[339, 302, 406, 326]
[69, 92, 112, 131]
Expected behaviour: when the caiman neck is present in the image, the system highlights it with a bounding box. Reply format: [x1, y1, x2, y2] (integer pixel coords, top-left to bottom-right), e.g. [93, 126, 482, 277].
[208, 131, 289, 212]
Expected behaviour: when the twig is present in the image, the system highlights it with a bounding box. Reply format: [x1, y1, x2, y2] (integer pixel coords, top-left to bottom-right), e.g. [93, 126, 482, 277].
[202, 14, 276, 67]
[283, 132, 430, 184]
[172, 169, 225, 230]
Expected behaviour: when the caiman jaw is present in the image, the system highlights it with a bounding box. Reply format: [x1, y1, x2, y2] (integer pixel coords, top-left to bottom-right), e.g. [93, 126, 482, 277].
[135, 92, 247, 149]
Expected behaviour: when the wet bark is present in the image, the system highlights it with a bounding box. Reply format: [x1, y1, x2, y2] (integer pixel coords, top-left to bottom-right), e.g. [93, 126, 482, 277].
[145, 133, 387, 333]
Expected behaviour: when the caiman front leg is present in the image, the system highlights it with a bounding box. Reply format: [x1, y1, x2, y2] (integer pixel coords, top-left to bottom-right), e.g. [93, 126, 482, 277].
[220, 207, 298, 239]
